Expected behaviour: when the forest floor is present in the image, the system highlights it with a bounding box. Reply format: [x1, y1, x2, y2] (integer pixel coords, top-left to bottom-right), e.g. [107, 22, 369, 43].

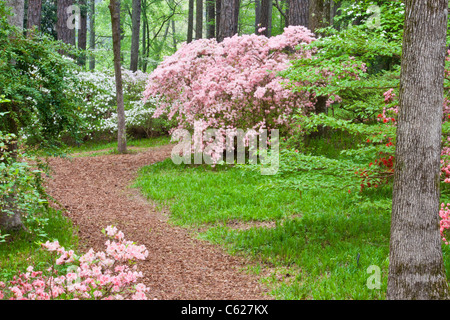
[44, 144, 270, 300]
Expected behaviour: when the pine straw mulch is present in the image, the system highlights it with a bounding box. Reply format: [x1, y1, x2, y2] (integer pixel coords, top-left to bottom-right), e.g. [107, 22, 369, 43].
[44, 144, 271, 300]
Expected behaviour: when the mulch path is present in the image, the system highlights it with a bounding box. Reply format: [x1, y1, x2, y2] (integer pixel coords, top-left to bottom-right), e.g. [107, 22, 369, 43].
[44, 144, 270, 300]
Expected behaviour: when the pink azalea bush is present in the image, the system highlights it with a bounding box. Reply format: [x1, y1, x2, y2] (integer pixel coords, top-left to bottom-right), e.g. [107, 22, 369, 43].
[0, 226, 151, 300]
[143, 26, 316, 159]
[440, 204, 450, 245]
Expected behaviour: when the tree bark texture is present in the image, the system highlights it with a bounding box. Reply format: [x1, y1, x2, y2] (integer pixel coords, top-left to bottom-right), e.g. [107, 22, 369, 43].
[27, 0, 42, 32]
[195, 0, 203, 39]
[187, 0, 194, 43]
[130, 0, 141, 71]
[109, 0, 127, 154]
[56, 0, 75, 45]
[217, 0, 237, 42]
[387, 0, 449, 300]
[308, 0, 329, 35]
[259, 0, 272, 37]
[206, 0, 215, 39]
[288, 0, 308, 28]
[6, 0, 24, 29]
[89, 0, 95, 70]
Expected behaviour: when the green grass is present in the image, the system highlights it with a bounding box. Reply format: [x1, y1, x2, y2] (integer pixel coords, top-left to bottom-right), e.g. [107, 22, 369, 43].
[134, 154, 395, 299]
[0, 208, 78, 282]
[66, 135, 171, 156]
[132, 131, 450, 299]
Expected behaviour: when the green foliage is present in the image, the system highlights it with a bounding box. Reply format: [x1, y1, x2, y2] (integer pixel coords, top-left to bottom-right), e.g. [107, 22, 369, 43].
[0, 208, 78, 282]
[0, 127, 55, 241]
[0, 3, 83, 151]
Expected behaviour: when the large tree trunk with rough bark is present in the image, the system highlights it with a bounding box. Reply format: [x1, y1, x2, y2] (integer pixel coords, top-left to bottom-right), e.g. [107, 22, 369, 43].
[288, 0, 308, 28]
[387, 0, 449, 300]
[217, 0, 237, 42]
[308, 0, 329, 35]
[259, 0, 271, 37]
[130, 0, 141, 71]
[109, 0, 127, 154]
[56, 0, 75, 45]
[6, 0, 24, 29]
[27, 0, 42, 32]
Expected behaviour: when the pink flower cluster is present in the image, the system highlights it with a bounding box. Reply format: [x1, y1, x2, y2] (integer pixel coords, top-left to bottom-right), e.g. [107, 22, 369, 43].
[440, 203, 450, 245]
[0, 226, 151, 300]
[143, 26, 316, 159]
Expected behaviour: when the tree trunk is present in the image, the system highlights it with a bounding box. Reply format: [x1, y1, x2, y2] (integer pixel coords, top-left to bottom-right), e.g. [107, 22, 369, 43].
[254, 0, 260, 33]
[387, 0, 449, 300]
[77, 0, 87, 66]
[259, 0, 272, 37]
[109, 0, 127, 154]
[308, 0, 329, 35]
[56, 0, 75, 45]
[217, 0, 237, 41]
[27, 0, 42, 32]
[206, 0, 215, 39]
[141, 0, 147, 70]
[171, 19, 177, 49]
[195, 0, 203, 39]
[6, 0, 25, 29]
[288, 0, 308, 28]
[187, 0, 194, 43]
[215, 0, 221, 38]
[89, 0, 95, 70]
[130, 0, 141, 71]
[233, 0, 239, 34]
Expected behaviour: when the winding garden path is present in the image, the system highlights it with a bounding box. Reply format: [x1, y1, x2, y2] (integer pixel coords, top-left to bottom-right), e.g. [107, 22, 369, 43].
[44, 144, 269, 300]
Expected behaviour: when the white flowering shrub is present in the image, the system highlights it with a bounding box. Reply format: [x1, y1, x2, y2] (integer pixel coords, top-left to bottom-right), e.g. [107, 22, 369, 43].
[72, 69, 171, 140]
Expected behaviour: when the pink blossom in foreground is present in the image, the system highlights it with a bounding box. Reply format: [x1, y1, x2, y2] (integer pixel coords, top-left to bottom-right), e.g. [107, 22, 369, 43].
[0, 226, 152, 300]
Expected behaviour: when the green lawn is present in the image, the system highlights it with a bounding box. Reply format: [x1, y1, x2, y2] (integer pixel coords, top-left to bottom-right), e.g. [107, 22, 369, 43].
[133, 133, 450, 299]
[134, 157, 394, 299]
[0, 208, 78, 282]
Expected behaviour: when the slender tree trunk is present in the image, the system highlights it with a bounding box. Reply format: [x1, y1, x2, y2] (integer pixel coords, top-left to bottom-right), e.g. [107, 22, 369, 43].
[27, 0, 42, 32]
[206, 0, 215, 38]
[77, 0, 87, 66]
[109, 0, 127, 154]
[141, 0, 147, 70]
[187, 0, 194, 43]
[387, 0, 449, 300]
[259, 0, 272, 37]
[288, 0, 308, 28]
[254, 0, 260, 33]
[233, 0, 239, 34]
[217, 0, 237, 41]
[195, 0, 203, 39]
[89, 0, 95, 70]
[171, 19, 177, 49]
[56, 0, 75, 45]
[130, 0, 141, 71]
[215, 0, 221, 38]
